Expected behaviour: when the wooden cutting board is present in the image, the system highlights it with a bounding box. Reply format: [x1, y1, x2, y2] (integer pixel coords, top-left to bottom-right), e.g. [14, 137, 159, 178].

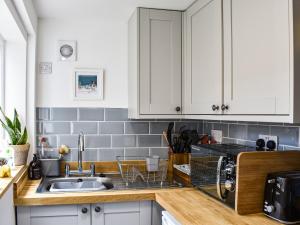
[235, 151, 300, 215]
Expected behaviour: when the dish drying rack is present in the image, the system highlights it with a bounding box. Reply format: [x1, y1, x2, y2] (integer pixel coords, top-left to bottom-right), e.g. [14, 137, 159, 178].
[117, 156, 169, 186]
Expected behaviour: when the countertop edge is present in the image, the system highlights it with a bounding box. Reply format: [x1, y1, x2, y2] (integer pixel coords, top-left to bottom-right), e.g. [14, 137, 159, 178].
[0, 166, 26, 199]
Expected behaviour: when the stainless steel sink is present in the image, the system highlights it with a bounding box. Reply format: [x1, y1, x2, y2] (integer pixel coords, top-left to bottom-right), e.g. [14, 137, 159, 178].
[39, 177, 114, 193]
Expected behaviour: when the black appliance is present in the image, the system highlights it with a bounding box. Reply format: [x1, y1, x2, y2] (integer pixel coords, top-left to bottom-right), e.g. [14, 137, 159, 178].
[264, 171, 300, 224]
[190, 144, 256, 208]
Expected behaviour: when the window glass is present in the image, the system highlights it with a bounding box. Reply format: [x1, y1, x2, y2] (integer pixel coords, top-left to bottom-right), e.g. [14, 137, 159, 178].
[0, 35, 5, 145]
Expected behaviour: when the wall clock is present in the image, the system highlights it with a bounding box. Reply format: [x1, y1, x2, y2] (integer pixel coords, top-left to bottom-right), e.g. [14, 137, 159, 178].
[57, 40, 77, 61]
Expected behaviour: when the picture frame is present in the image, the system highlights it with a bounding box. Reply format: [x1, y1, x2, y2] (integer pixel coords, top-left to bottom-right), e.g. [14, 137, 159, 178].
[73, 68, 104, 100]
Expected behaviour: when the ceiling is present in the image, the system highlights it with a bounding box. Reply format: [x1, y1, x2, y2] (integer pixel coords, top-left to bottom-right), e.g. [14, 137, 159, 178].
[33, 0, 195, 20]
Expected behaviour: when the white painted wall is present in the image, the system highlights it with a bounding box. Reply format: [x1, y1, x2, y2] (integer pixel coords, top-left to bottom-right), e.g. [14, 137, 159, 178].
[37, 18, 128, 108]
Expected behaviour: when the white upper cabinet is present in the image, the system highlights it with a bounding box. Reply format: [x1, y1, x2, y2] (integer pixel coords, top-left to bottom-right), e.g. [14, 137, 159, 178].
[223, 0, 290, 115]
[183, 0, 223, 115]
[183, 0, 300, 122]
[128, 8, 182, 118]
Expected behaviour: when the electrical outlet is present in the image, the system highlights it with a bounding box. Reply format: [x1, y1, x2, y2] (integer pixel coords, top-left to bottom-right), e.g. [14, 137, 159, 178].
[211, 130, 223, 143]
[258, 135, 279, 151]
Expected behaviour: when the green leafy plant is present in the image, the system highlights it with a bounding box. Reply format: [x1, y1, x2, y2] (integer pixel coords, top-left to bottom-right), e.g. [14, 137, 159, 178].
[0, 107, 27, 145]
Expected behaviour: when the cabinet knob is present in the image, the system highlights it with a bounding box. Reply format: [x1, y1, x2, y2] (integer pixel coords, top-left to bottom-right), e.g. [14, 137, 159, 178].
[175, 106, 181, 112]
[82, 207, 88, 214]
[212, 105, 220, 111]
[221, 104, 229, 111]
[95, 206, 101, 213]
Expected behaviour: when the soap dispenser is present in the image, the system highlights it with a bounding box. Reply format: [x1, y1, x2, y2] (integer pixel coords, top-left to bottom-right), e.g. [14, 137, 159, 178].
[28, 154, 42, 180]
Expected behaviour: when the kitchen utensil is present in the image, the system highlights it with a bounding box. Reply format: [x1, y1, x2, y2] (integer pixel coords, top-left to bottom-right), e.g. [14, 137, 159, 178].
[166, 122, 174, 151]
[40, 157, 61, 177]
[146, 155, 160, 172]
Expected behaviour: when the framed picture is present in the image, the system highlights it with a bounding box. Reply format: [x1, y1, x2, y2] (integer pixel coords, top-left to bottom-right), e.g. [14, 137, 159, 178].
[74, 68, 104, 100]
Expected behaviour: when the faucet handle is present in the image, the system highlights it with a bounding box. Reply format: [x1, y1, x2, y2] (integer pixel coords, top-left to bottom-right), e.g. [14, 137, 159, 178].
[65, 163, 70, 177]
[90, 163, 95, 177]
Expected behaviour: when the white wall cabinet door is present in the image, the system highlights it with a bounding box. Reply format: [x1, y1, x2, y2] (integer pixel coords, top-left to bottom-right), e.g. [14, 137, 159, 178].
[183, 0, 223, 115]
[223, 0, 291, 115]
[91, 201, 152, 225]
[17, 205, 91, 225]
[139, 8, 182, 115]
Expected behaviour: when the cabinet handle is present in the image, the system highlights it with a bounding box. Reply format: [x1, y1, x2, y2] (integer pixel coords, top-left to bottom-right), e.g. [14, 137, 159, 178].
[221, 104, 229, 111]
[82, 207, 88, 214]
[175, 106, 181, 112]
[95, 206, 101, 213]
[212, 105, 220, 111]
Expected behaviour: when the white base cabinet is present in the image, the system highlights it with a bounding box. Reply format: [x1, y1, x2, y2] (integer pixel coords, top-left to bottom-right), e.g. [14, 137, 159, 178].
[0, 186, 16, 225]
[17, 201, 153, 225]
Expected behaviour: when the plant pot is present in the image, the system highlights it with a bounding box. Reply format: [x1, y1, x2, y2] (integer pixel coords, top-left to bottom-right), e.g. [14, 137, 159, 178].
[10, 143, 30, 166]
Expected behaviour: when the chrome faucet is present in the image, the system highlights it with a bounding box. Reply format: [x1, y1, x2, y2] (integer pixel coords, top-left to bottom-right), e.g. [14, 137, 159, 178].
[78, 131, 85, 172]
[65, 131, 95, 177]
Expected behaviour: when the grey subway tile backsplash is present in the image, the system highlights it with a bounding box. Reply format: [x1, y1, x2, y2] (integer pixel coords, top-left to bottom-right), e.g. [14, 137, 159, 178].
[105, 108, 128, 121]
[58, 135, 78, 148]
[112, 135, 136, 148]
[82, 149, 98, 161]
[150, 148, 169, 158]
[247, 125, 269, 141]
[212, 123, 229, 137]
[99, 122, 124, 134]
[72, 122, 98, 134]
[125, 122, 149, 134]
[79, 108, 104, 121]
[125, 148, 150, 157]
[270, 126, 299, 146]
[150, 122, 172, 134]
[98, 148, 124, 161]
[43, 122, 71, 134]
[85, 135, 111, 148]
[229, 124, 248, 140]
[36, 107, 300, 162]
[51, 108, 77, 121]
[137, 135, 161, 147]
[37, 136, 57, 148]
[36, 122, 43, 134]
[203, 121, 213, 134]
[36, 108, 50, 121]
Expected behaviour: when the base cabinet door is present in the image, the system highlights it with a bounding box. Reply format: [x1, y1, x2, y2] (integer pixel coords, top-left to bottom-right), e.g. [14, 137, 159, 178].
[17, 205, 91, 225]
[17, 201, 153, 225]
[91, 201, 152, 225]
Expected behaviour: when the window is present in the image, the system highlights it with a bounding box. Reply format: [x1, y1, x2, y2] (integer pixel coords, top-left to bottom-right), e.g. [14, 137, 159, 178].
[0, 35, 5, 139]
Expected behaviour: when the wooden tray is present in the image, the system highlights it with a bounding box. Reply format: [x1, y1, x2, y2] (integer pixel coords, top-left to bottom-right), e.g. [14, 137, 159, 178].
[235, 151, 300, 215]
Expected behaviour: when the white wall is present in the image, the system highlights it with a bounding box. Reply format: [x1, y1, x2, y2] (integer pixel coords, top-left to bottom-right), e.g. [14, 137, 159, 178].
[37, 18, 128, 108]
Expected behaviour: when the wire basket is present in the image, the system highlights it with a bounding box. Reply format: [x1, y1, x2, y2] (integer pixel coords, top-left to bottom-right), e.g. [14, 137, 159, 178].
[117, 156, 169, 186]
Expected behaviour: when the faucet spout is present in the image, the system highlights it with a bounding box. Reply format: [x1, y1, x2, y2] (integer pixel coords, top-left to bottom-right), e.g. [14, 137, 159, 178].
[78, 131, 85, 172]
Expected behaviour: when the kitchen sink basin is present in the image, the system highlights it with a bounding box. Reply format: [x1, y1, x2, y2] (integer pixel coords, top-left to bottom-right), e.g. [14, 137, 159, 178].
[38, 177, 114, 193]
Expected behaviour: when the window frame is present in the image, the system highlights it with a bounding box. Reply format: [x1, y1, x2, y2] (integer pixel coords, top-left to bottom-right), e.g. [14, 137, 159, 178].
[0, 35, 5, 139]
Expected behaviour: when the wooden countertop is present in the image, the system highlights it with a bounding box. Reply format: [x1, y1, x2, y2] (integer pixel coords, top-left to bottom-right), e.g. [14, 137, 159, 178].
[156, 190, 280, 225]
[14, 178, 281, 225]
[0, 165, 26, 198]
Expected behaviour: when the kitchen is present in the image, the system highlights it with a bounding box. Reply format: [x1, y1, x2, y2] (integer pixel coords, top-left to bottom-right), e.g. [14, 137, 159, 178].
[0, 0, 300, 224]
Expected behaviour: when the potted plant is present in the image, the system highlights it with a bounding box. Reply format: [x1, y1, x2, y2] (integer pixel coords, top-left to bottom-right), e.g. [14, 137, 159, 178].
[0, 107, 29, 166]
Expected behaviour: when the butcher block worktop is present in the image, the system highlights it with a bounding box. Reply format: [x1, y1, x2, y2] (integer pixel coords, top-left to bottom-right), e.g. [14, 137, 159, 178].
[14, 178, 281, 225]
[0, 165, 26, 198]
